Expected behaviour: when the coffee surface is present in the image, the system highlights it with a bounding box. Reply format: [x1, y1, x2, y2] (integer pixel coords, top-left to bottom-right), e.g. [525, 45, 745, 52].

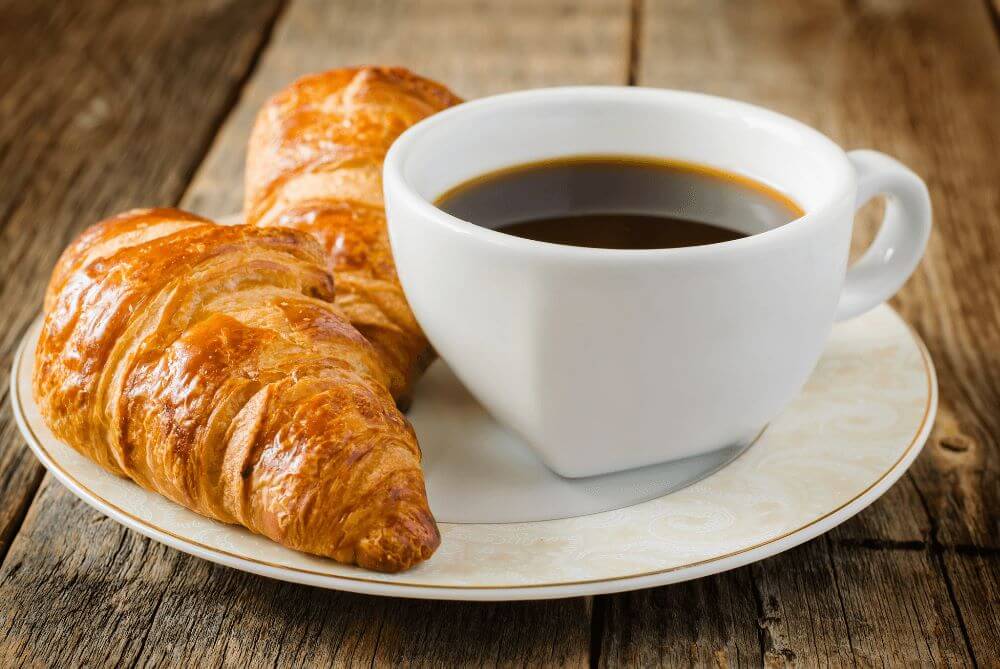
[436, 156, 803, 250]
[492, 213, 744, 249]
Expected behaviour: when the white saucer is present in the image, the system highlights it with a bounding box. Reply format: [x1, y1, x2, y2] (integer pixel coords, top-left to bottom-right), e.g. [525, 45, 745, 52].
[12, 305, 935, 600]
[414, 360, 755, 523]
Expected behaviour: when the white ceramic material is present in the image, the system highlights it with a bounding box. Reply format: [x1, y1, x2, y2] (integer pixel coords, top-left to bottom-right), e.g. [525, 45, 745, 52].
[413, 360, 756, 523]
[383, 87, 932, 477]
[13, 305, 936, 601]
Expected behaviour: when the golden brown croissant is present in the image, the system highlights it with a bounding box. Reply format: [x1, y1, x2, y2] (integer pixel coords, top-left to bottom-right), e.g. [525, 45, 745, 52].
[244, 66, 462, 407]
[34, 208, 438, 572]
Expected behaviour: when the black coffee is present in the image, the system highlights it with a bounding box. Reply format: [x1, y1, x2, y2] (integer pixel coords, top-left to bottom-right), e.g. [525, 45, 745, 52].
[436, 156, 802, 250]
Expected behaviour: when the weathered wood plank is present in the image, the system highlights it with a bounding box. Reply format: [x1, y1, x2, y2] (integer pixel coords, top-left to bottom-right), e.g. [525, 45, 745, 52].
[0, 482, 179, 666]
[637, 0, 1000, 550]
[184, 0, 631, 218]
[943, 551, 1000, 665]
[0, 0, 629, 666]
[758, 538, 979, 666]
[600, 538, 979, 667]
[597, 568, 761, 666]
[821, 540, 974, 665]
[0, 423, 43, 565]
[0, 0, 286, 561]
[0, 480, 590, 667]
[751, 540, 855, 667]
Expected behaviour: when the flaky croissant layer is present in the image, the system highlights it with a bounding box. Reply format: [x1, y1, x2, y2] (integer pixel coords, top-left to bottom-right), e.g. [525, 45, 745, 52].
[245, 66, 463, 407]
[34, 208, 439, 572]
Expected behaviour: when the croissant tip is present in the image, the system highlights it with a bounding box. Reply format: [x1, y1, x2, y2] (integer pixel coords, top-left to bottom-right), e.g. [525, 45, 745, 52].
[354, 512, 441, 573]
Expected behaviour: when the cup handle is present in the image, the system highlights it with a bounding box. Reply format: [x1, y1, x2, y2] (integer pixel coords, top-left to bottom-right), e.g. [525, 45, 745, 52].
[835, 150, 932, 321]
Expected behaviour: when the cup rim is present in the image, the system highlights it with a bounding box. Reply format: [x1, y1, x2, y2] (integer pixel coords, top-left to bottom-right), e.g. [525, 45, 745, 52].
[384, 86, 855, 259]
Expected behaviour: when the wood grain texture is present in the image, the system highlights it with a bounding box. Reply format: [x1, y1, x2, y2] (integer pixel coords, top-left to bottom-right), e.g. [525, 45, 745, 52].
[184, 0, 631, 217]
[597, 567, 761, 666]
[0, 481, 589, 667]
[751, 539, 855, 667]
[805, 540, 973, 666]
[599, 538, 977, 667]
[943, 550, 1000, 664]
[637, 0, 1000, 551]
[0, 0, 285, 561]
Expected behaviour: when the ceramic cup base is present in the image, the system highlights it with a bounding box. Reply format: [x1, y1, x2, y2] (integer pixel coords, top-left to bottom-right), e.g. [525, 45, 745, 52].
[413, 360, 759, 523]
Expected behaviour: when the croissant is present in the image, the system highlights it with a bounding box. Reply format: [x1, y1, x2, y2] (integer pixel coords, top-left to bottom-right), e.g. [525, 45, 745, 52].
[34, 208, 438, 572]
[244, 66, 462, 407]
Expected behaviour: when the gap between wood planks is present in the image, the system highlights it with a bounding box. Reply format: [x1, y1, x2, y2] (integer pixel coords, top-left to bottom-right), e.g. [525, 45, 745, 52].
[625, 0, 643, 85]
[986, 0, 1000, 44]
[911, 468, 979, 665]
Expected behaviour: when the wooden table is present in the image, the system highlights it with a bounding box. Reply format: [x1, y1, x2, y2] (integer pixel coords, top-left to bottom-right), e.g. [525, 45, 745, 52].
[0, 1, 997, 665]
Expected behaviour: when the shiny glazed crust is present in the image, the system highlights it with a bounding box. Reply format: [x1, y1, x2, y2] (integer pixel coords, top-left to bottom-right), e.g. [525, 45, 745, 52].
[244, 66, 462, 406]
[34, 208, 439, 572]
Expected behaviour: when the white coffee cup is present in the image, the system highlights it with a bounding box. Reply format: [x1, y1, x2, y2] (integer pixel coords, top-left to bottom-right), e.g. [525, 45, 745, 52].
[383, 87, 931, 478]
